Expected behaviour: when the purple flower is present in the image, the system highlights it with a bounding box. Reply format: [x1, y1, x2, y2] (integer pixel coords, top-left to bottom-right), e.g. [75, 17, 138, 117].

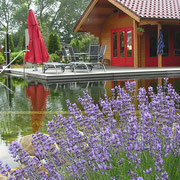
[0, 79, 179, 179]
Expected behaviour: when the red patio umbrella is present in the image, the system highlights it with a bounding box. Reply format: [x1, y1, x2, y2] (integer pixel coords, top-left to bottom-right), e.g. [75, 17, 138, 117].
[25, 9, 49, 64]
[26, 84, 49, 133]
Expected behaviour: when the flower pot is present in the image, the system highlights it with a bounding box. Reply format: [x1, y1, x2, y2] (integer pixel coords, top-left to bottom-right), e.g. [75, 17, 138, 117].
[137, 31, 143, 36]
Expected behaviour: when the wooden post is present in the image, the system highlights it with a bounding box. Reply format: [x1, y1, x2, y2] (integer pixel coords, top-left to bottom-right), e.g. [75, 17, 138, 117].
[133, 20, 138, 68]
[138, 31, 141, 67]
[158, 23, 162, 68]
[158, 78, 162, 86]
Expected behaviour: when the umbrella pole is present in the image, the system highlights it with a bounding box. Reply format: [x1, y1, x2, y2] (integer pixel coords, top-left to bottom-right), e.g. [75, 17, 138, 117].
[34, 64, 38, 71]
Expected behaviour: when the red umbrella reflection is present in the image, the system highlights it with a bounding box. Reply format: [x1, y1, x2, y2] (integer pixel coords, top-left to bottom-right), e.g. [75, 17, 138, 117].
[26, 84, 49, 133]
[25, 9, 49, 64]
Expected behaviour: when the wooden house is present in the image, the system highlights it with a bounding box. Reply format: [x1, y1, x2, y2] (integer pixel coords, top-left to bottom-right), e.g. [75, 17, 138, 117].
[74, 0, 180, 68]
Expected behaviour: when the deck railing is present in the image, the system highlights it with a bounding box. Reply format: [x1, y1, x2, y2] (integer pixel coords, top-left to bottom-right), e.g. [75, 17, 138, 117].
[0, 50, 29, 74]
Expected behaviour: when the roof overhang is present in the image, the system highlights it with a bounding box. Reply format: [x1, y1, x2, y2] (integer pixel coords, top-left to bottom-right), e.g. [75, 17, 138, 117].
[74, 0, 140, 36]
[74, 0, 180, 36]
[107, 0, 140, 22]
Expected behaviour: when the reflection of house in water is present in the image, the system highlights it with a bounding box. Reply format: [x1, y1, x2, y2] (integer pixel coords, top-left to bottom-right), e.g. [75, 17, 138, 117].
[26, 83, 49, 133]
[105, 77, 180, 104]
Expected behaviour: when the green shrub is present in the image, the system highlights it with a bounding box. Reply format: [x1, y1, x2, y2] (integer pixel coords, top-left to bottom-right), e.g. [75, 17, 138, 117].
[70, 38, 80, 51]
[53, 33, 61, 52]
[10, 52, 24, 64]
[0, 53, 5, 65]
[48, 33, 61, 54]
[49, 53, 61, 63]
[48, 33, 54, 54]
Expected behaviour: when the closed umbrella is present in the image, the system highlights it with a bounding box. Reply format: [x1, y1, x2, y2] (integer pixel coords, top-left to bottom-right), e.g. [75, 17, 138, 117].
[26, 83, 49, 133]
[25, 9, 49, 67]
[157, 30, 165, 55]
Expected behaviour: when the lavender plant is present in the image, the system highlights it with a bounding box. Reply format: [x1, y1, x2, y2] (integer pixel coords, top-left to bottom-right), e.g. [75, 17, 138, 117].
[0, 78, 180, 180]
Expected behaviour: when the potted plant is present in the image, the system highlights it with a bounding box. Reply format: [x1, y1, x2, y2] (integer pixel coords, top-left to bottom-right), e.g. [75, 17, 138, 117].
[137, 27, 145, 36]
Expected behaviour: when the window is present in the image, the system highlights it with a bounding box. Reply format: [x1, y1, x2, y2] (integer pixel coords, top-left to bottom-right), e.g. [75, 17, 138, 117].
[174, 31, 180, 56]
[120, 32, 124, 57]
[149, 30, 157, 57]
[113, 33, 117, 57]
[127, 31, 132, 57]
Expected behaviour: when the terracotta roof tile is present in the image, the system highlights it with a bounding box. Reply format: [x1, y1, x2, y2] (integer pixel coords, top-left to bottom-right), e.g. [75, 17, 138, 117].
[115, 0, 180, 19]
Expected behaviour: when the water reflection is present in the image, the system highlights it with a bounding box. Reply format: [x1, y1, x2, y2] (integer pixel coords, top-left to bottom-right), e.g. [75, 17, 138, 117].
[109, 77, 180, 95]
[46, 81, 106, 110]
[26, 83, 49, 133]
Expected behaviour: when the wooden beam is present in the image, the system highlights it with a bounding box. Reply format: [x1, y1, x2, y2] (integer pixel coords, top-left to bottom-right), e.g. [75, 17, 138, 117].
[108, 0, 140, 22]
[91, 7, 113, 15]
[96, 2, 115, 9]
[74, 0, 98, 33]
[158, 23, 162, 68]
[140, 20, 159, 26]
[89, 14, 109, 19]
[133, 20, 138, 68]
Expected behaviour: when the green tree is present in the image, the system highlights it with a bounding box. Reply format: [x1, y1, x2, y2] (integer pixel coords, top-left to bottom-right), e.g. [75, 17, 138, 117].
[51, 0, 90, 43]
[53, 33, 61, 53]
[9, 34, 14, 52]
[71, 33, 99, 52]
[0, 0, 91, 51]
[48, 33, 54, 54]
[34, 0, 57, 27]
[70, 39, 80, 51]
[0, 0, 16, 33]
[48, 33, 61, 54]
[39, 23, 50, 47]
[20, 35, 25, 51]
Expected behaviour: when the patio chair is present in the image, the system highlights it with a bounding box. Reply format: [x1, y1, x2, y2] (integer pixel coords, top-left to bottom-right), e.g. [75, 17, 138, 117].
[99, 45, 106, 62]
[42, 48, 72, 73]
[87, 45, 106, 71]
[61, 47, 69, 62]
[68, 46, 93, 72]
[72, 46, 79, 53]
[72, 46, 79, 59]
[88, 44, 100, 61]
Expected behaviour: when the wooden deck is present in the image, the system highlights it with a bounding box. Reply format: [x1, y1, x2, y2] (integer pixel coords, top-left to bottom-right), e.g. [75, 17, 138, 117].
[2, 66, 180, 83]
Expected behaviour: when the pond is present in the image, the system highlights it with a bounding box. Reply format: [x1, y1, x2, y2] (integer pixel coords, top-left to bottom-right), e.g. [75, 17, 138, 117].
[0, 74, 180, 168]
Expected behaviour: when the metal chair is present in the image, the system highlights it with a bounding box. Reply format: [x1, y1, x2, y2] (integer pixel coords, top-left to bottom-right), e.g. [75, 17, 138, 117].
[72, 46, 80, 59]
[87, 45, 106, 71]
[61, 47, 70, 62]
[42, 48, 72, 73]
[72, 46, 79, 53]
[68, 46, 93, 72]
[99, 45, 106, 62]
[88, 44, 100, 61]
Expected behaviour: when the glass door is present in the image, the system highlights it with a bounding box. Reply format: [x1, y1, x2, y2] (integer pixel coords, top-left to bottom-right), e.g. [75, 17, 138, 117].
[111, 27, 133, 66]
